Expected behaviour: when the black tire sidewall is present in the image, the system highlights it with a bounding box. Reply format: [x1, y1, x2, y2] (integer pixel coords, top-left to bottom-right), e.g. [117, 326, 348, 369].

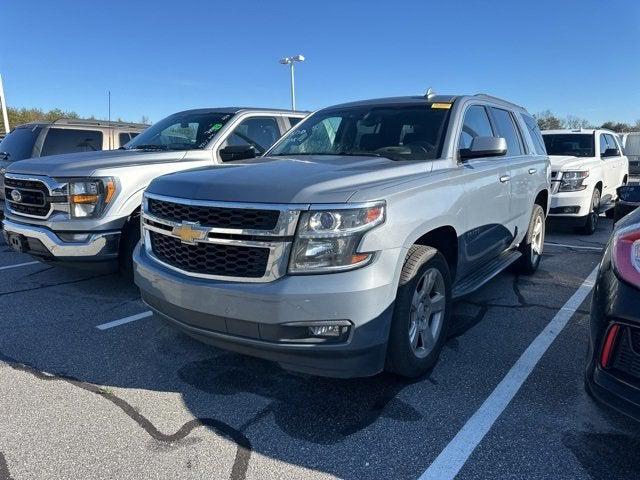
[387, 248, 452, 377]
[119, 213, 141, 279]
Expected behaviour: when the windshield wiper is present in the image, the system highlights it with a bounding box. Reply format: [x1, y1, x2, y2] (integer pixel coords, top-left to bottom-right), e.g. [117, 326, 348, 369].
[131, 144, 169, 151]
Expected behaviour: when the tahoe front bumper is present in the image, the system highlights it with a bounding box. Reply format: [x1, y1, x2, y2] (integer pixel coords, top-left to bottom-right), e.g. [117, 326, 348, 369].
[548, 188, 596, 218]
[2, 218, 120, 269]
[134, 243, 403, 378]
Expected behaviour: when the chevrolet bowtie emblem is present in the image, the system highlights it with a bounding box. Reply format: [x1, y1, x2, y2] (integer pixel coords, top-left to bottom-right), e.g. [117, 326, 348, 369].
[171, 221, 208, 245]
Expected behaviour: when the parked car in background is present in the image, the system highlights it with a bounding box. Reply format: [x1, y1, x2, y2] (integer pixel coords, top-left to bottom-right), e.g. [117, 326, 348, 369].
[620, 132, 640, 177]
[614, 184, 640, 222]
[134, 93, 550, 378]
[0, 118, 147, 203]
[542, 129, 629, 234]
[586, 195, 640, 421]
[2, 107, 306, 276]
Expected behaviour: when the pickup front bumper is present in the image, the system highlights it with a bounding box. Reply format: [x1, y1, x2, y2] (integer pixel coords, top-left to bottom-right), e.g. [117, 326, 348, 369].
[2, 218, 120, 270]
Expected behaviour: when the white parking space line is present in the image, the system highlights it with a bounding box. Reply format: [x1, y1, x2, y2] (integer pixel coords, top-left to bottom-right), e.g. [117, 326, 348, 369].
[96, 311, 153, 330]
[0, 261, 40, 271]
[545, 242, 602, 251]
[419, 266, 599, 480]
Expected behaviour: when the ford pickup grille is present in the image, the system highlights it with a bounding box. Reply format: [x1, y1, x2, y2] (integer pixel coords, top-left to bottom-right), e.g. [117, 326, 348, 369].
[149, 232, 270, 278]
[148, 198, 279, 230]
[4, 177, 51, 217]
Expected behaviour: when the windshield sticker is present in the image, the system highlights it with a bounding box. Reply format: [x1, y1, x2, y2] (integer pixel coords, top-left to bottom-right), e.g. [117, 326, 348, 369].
[431, 103, 452, 109]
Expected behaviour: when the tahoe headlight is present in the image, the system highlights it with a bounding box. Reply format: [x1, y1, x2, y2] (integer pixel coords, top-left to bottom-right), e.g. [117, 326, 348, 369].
[289, 202, 385, 273]
[559, 171, 589, 192]
[68, 177, 117, 218]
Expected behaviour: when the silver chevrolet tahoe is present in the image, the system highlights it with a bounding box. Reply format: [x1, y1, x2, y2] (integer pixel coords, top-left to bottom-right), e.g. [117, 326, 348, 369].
[2, 108, 306, 275]
[134, 93, 551, 378]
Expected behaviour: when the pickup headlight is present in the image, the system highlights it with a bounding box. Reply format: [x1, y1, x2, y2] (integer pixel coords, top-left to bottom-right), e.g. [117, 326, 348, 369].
[559, 171, 589, 192]
[289, 202, 385, 273]
[68, 178, 117, 218]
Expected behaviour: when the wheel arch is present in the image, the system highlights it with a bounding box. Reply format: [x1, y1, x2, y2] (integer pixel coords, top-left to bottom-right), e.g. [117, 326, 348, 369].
[412, 226, 459, 281]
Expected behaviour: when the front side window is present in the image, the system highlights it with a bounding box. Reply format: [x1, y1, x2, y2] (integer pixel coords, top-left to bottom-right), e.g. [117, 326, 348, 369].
[126, 111, 233, 151]
[223, 117, 280, 155]
[602, 134, 620, 158]
[489, 108, 523, 156]
[41, 128, 103, 157]
[119, 132, 132, 147]
[0, 125, 42, 161]
[459, 105, 493, 150]
[543, 134, 594, 157]
[269, 104, 451, 161]
[522, 114, 547, 155]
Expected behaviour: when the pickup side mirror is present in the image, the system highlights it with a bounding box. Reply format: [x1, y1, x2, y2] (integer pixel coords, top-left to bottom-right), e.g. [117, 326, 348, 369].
[219, 145, 257, 162]
[617, 185, 640, 204]
[459, 136, 507, 160]
[602, 148, 620, 158]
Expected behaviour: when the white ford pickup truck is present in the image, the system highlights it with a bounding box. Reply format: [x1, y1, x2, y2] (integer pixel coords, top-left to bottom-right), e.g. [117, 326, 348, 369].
[542, 129, 629, 234]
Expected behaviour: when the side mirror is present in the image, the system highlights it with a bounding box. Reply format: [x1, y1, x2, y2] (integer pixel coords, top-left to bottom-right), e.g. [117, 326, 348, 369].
[219, 145, 257, 162]
[602, 148, 620, 158]
[460, 137, 507, 160]
[617, 185, 640, 204]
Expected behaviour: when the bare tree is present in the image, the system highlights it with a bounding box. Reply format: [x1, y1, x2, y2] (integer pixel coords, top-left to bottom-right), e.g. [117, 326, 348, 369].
[535, 110, 563, 130]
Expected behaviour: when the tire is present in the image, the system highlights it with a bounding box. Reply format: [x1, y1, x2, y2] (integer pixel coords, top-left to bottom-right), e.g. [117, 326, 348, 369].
[605, 207, 615, 220]
[118, 212, 141, 280]
[386, 246, 452, 378]
[577, 187, 601, 235]
[513, 204, 545, 275]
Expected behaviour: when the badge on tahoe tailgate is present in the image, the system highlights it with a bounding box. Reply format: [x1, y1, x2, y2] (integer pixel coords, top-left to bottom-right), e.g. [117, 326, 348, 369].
[172, 221, 208, 245]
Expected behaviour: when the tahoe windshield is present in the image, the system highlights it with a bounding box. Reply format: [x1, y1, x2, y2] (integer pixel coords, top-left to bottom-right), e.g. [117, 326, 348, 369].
[543, 134, 595, 157]
[126, 111, 233, 151]
[268, 104, 450, 161]
[0, 125, 42, 161]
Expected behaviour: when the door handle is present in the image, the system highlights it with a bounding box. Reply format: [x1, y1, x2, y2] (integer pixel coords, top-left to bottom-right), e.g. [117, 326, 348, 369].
[499, 175, 511, 183]
[528, 168, 537, 174]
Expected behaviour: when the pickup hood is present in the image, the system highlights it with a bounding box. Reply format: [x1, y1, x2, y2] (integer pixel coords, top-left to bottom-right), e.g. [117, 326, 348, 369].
[147, 155, 433, 204]
[548, 155, 595, 171]
[6, 149, 188, 177]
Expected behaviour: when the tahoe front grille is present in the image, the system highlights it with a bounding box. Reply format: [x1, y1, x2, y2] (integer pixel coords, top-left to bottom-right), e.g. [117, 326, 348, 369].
[4, 177, 51, 217]
[148, 198, 279, 230]
[149, 232, 270, 278]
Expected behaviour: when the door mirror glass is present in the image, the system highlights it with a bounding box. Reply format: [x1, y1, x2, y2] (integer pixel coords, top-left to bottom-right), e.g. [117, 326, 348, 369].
[602, 148, 620, 158]
[219, 145, 257, 162]
[460, 136, 507, 160]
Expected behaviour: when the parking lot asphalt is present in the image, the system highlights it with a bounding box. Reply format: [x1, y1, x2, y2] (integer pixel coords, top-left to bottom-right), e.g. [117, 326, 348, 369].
[1, 216, 639, 480]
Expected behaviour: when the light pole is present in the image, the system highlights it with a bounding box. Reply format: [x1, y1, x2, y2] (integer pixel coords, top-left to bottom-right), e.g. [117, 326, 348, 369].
[0, 74, 10, 134]
[279, 55, 305, 111]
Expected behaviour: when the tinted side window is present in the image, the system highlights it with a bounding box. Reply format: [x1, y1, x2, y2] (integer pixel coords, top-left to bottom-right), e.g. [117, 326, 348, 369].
[599, 134, 608, 156]
[605, 134, 619, 153]
[224, 117, 280, 155]
[459, 105, 493, 150]
[489, 108, 523, 156]
[288, 117, 302, 128]
[522, 114, 547, 155]
[41, 128, 103, 156]
[119, 133, 131, 146]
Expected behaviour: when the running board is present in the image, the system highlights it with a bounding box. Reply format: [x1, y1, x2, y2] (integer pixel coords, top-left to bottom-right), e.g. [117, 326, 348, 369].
[452, 250, 522, 299]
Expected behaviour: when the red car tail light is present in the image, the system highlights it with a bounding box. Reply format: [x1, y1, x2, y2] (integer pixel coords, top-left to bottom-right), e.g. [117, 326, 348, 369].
[612, 225, 640, 288]
[600, 323, 621, 369]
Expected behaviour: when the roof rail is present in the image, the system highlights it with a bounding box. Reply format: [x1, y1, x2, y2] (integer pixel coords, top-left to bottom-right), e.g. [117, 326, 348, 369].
[49, 117, 149, 129]
[473, 93, 524, 110]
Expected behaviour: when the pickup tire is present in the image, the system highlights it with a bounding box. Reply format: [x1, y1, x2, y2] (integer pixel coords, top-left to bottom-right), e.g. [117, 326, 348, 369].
[577, 187, 601, 235]
[513, 204, 545, 275]
[386, 246, 452, 378]
[119, 212, 141, 280]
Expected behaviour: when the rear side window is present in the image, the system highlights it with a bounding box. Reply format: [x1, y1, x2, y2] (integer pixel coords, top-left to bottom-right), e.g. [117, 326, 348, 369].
[489, 108, 523, 156]
[459, 105, 493, 150]
[522, 114, 547, 155]
[625, 134, 640, 156]
[41, 128, 103, 156]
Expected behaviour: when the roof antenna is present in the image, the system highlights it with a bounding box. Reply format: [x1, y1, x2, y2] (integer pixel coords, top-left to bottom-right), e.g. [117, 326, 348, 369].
[425, 87, 436, 99]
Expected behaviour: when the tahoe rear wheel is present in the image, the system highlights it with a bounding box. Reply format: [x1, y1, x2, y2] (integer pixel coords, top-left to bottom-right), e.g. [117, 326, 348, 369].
[577, 187, 601, 235]
[386, 246, 452, 378]
[513, 204, 545, 275]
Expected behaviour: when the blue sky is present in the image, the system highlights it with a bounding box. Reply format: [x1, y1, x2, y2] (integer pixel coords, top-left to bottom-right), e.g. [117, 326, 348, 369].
[2, 0, 639, 124]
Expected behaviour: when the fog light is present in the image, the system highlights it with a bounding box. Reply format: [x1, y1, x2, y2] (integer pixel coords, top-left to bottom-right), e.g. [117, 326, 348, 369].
[309, 325, 342, 337]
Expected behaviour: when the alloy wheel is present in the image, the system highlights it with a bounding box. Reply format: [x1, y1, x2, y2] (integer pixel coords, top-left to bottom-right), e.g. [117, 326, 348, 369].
[408, 268, 446, 358]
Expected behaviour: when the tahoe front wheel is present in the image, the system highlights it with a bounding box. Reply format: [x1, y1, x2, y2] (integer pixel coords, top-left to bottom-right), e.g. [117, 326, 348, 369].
[386, 245, 452, 378]
[577, 188, 601, 235]
[513, 204, 545, 275]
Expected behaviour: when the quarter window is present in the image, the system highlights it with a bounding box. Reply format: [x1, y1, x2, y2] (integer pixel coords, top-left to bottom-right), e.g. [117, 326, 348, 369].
[41, 128, 103, 157]
[522, 114, 547, 155]
[459, 105, 493, 150]
[223, 117, 280, 155]
[288, 117, 302, 128]
[489, 108, 523, 156]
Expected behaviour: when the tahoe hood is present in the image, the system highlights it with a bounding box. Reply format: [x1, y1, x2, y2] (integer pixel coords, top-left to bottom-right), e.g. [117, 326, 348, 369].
[147, 155, 434, 204]
[548, 154, 595, 171]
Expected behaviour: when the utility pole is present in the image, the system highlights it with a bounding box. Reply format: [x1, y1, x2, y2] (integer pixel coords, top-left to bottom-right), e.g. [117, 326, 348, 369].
[0, 74, 10, 134]
[108, 90, 112, 149]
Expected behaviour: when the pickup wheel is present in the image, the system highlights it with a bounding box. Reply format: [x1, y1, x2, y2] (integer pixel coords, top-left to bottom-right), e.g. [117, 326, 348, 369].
[577, 187, 601, 235]
[386, 246, 452, 378]
[513, 204, 545, 275]
[119, 212, 141, 280]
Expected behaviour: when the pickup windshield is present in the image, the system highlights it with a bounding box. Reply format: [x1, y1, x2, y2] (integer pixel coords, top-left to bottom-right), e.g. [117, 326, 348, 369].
[543, 133, 595, 157]
[268, 104, 451, 161]
[126, 111, 233, 151]
[0, 125, 42, 161]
